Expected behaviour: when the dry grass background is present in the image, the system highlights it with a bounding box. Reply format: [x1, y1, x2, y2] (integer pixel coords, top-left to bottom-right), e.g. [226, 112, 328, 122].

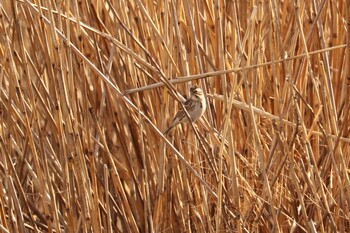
[0, 0, 349, 232]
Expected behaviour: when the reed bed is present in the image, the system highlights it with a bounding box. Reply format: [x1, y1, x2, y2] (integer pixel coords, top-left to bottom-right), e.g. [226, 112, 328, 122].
[0, 0, 349, 232]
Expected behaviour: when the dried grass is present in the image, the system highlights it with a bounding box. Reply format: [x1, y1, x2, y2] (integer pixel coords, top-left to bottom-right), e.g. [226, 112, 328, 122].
[0, 0, 349, 232]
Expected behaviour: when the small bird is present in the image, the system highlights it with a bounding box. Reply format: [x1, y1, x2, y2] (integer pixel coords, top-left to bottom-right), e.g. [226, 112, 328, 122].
[164, 86, 206, 135]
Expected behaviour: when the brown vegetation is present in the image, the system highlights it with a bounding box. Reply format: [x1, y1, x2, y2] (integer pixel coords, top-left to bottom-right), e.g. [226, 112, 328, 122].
[0, 0, 349, 232]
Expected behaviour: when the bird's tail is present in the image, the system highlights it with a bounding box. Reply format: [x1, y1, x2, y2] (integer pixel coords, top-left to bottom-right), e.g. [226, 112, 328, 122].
[163, 121, 180, 135]
[163, 126, 174, 135]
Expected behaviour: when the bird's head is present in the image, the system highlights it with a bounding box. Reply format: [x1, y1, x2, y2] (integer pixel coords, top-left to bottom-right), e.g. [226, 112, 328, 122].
[190, 86, 204, 101]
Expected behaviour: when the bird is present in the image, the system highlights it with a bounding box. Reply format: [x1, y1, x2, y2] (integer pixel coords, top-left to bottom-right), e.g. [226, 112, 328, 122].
[164, 85, 206, 135]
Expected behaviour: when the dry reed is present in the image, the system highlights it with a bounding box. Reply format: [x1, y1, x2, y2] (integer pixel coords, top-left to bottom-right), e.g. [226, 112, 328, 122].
[0, 0, 349, 232]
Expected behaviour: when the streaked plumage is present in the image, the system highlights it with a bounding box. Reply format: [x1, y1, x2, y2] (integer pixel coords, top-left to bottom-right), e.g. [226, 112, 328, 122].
[164, 86, 206, 135]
